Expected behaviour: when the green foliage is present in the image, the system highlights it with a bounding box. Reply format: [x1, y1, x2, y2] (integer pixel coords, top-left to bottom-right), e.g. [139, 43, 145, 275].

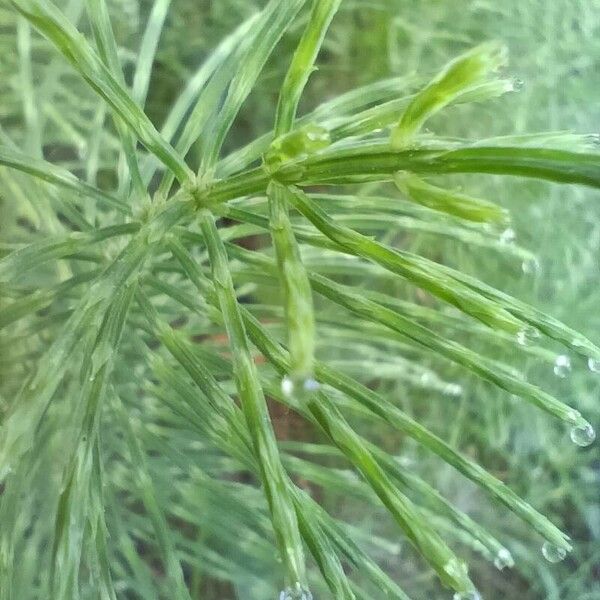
[0, 0, 598, 599]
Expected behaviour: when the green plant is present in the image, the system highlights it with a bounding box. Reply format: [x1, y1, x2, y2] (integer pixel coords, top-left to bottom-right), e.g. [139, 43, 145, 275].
[0, 0, 598, 598]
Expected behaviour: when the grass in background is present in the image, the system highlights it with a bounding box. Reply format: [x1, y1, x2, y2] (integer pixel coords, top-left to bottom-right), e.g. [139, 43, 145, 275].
[0, 1, 599, 599]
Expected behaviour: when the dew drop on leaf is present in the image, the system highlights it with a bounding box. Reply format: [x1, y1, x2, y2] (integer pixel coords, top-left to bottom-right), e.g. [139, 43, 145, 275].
[570, 421, 596, 447]
[453, 591, 481, 600]
[279, 584, 313, 600]
[587, 357, 600, 373]
[516, 326, 539, 346]
[521, 256, 540, 274]
[420, 372, 435, 386]
[281, 376, 294, 398]
[541, 542, 567, 563]
[282, 376, 320, 398]
[302, 378, 320, 392]
[511, 77, 525, 91]
[500, 227, 516, 244]
[443, 383, 463, 396]
[494, 547, 514, 570]
[553, 355, 571, 378]
[443, 557, 468, 580]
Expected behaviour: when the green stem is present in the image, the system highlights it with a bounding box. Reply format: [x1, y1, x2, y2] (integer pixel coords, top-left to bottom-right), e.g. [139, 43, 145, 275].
[204, 144, 600, 206]
[268, 181, 316, 381]
[197, 209, 307, 589]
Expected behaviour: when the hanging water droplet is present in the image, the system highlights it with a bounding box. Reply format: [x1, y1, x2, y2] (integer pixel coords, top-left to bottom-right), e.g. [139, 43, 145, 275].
[281, 376, 294, 398]
[542, 542, 567, 563]
[493, 548, 514, 570]
[587, 357, 600, 373]
[521, 256, 540, 275]
[570, 421, 596, 447]
[452, 592, 481, 600]
[500, 227, 516, 244]
[279, 583, 313, 600]
[553, 355, 571, 378]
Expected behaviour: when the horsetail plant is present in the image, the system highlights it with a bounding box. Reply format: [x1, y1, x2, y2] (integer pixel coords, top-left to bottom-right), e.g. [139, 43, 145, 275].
[0, 0, 598, 598]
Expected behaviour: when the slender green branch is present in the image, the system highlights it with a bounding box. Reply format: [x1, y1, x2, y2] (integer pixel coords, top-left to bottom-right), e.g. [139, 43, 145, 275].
[266, 0, 339, 386]
[274, 0, 341, 136]
[85, 0, 147, 200]
[197, 209, 307, 590]
[268, 181, 316, 383]
[391, 42, 507, 147]
[0, 144, 130, 213]
[204, 144, 600, 207]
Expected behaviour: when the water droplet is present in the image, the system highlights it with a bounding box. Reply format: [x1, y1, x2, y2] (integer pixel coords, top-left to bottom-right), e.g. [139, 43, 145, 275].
[265, 124, 330, 170]
[444, 557, 468, 580]
[500, 227, 516, 244]
[282, 375, 320, 398]
[281, 376, 294, 398]
[553, 355, 571, 378]
[302, 378, 320, 392]
[340, 469, 360, 483]
[587, 357, 600, 373]
[521, 256, 540, 275]
[453, 592, 481, 600]
[570, 421, 596, 447]
[305, 128, 329, 144]
[542, 542, 567, 563]
[443, 383, 463, 397]
[511, 77, 525, 91]
[279, 583, 313, 600]
[494, 548, 514, 570]
[516, 326, 540, 346]
[586, 133, 600, 148]
[76, 142, 88, 160]
[419, 372, 435, 386]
